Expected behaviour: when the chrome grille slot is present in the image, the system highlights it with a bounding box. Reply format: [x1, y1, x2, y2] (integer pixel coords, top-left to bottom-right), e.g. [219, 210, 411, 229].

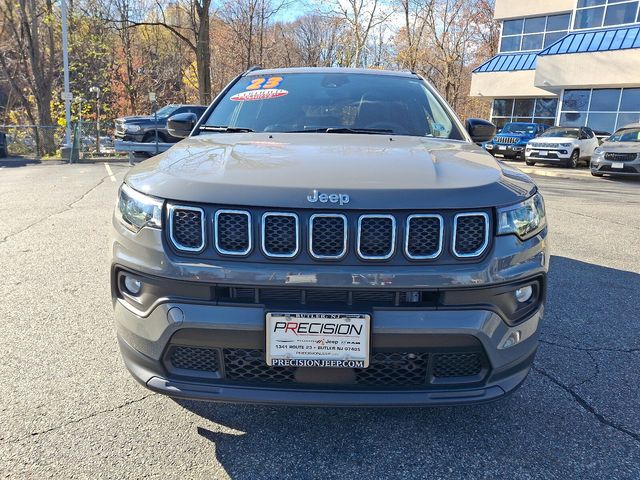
[309, 214, 347, 259]
[497, 137, 518, 144]
[261, 212, 299, 258]
[357, 215, 396, 260]
[215, 210, 252, 255]
[405, 214, 443, 259]
[453, 213, 489, 258]
[169, 205, 205, 252]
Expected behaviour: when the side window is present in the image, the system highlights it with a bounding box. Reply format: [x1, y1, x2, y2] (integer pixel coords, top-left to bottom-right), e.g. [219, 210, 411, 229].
[173, 107, 187, 115]
[194, 107, 206, 118]
[585, 127, 595, 138]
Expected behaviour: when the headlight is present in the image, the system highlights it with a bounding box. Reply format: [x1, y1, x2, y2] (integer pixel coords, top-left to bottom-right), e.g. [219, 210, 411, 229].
[497, 193, 546, 240]
[117, 183, 163, 232]
[126, 125, 141, 133]
[593, 147, 604, 155]
[560, 143, 572, 148]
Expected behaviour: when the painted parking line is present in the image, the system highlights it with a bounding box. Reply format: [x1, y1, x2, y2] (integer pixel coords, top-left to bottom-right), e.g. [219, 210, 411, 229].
[104, 162, 116, 182]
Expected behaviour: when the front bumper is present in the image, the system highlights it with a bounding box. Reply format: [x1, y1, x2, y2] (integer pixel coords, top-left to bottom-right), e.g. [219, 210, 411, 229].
[485, 144, 526, 158]
[111, 217, 548, 406]
[591, 158, 640, 176]
[525, 149, 571, 162]
[114, 131, 145, 142]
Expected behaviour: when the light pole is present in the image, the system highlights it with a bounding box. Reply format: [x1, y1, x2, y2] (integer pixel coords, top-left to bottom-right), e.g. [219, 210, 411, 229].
[89, 86, 101, 153]
[61, 0, 72, 150]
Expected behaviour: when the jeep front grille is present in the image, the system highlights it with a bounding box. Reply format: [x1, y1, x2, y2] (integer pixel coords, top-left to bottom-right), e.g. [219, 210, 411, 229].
[357, 215, 396, 260]
[169, 208, 491, 262]
[405, 214, 443, 259]
[453, 213, 489, 258]
[168, 205, 205, 252]
[496, 137, 519, 144]
[261, 213, 299, 258]
[309, 214, 347, 259]
[215, 210, 251, 255]
[604, 152, 637, 162]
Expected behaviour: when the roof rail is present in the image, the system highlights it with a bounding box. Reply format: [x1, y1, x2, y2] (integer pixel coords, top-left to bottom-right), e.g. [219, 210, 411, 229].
[245, 65, 263, 73]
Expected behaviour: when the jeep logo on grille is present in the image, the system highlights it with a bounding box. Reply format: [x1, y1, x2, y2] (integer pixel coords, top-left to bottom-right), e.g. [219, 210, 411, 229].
[307, 189, 350, 205]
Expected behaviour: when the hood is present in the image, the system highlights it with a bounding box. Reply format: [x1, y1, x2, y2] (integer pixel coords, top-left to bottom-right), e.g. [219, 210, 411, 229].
[600, 141, 640, 153]
[125, 133, 536, 210]
[530, 137, 575, 144]
[116, 115, 154, 124]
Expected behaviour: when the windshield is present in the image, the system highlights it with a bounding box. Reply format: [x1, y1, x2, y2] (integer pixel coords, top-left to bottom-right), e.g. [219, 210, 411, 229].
[609, 128, 640, 142]
[501, 123, 536, 134]
[153, 105, 179, 118]
[540, 128, 579, 139]
[201, 72, 464, 139]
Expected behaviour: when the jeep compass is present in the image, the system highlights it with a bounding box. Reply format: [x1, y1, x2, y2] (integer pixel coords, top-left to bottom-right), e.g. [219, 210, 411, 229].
[112, 67, 548, 406]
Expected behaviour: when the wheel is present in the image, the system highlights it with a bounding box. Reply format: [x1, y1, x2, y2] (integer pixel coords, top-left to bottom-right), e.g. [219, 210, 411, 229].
[591, 171, 604, 177]
[525, 159, 536, 166]
[566, 150, 579, 168]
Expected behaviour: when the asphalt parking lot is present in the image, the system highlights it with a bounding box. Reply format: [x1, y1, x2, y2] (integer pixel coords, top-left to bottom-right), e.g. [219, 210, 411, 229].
[1, 160, 639, 479]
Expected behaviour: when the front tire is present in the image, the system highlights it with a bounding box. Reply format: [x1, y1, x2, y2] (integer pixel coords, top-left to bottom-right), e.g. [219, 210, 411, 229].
[142, 131, 167, 143]
[525, 159, 536, 166]
[566, 150, 579, 168]
[591, 171, 604, 177]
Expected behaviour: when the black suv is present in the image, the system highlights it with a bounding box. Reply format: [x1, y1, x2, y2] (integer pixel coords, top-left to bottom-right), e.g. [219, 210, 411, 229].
[114, 104, 207, 143]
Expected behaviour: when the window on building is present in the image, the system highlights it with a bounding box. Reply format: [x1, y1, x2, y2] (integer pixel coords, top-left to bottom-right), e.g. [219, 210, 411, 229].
[574, 0, 640, 29]
[500, 14, 571, 52]
[559, 88, 640, 133]
[491, 98, 559, 128]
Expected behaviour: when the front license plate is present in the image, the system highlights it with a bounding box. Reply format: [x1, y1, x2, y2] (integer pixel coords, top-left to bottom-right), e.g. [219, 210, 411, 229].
[498, 146, 507, 150]
[266, 312, 370, 368]
[612, 162, 624, 169]
[538, 151, 548, 156]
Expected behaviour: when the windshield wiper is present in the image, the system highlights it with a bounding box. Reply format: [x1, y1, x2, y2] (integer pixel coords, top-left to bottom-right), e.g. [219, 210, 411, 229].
[200, 125, 254, 133]
[283, 127, 393, 134]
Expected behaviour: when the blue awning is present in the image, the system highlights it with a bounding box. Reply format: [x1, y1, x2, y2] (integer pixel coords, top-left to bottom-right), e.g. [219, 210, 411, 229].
[539, 25, 640, 56]
[473, 52, 538, 73]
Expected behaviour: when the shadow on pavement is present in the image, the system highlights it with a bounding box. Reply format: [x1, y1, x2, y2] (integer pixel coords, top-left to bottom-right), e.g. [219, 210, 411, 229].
[0, 157, 47, 168]
[174, 255, 639, 479]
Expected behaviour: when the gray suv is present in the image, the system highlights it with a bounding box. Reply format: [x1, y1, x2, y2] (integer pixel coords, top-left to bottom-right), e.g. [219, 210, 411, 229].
[112, 67, 548, 406]
[591, 124, 640, 177]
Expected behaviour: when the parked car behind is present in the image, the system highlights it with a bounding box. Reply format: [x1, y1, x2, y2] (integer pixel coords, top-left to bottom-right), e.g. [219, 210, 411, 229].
[484, 122, 549, 160]
[525, 126, 599, 168]
[593, 130, 611, 145]
[114, 104, 207, 143]
[591, 124, 640, 177]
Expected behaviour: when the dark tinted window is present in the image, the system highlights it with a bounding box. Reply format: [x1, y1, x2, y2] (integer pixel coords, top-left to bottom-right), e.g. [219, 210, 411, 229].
[590, 89, 621, 111]
[541, 127, 580, 138]
[535, 98, 559, 117]
[203, 73, 464, 139]
[563, 90, 591, 111]
[500, 36, 521, 52]
[604, 2, 638, 26]
[493, 99, 514, 117]
[620, 88, 640, 111]
[524, 16, 546, 33]
[503, 19, 524, 35]
[575, 7, 605, 28]
[546, 13, 571, 31]
[522, 34, 544, 50]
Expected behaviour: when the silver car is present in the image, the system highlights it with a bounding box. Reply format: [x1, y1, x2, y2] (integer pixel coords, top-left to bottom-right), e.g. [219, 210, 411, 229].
[591, 124, 640, 177]
[111, 67, 548, 406]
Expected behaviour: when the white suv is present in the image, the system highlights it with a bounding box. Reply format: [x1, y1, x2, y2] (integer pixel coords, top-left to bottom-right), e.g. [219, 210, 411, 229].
[525, 126, 599, 168]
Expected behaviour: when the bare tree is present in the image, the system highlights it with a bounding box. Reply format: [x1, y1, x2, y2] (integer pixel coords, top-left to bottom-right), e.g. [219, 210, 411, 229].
[0, 0, 58, 154]
[332, 0, 392, 67]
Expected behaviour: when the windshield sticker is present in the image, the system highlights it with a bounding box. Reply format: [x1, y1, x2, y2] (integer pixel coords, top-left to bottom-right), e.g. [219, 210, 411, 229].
[246, 76, 283, 90]
[230, 89, 288, 102]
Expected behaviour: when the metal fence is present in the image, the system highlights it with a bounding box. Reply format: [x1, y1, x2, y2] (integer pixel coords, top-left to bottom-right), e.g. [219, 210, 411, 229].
[0, 122, 114, 158]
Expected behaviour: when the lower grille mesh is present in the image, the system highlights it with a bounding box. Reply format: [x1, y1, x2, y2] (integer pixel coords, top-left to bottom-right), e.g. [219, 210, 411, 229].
[432, 353, 483, 377]
[166, 347, 486, 387]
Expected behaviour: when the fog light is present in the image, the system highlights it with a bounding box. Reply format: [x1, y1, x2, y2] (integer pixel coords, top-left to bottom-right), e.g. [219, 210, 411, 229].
[515, 285, 533, 303]
[502, 330, 522, 349]
[124, 276, 142, 295]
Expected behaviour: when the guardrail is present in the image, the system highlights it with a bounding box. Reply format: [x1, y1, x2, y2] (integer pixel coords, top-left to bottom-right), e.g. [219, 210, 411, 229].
[114, 140, 173, 164]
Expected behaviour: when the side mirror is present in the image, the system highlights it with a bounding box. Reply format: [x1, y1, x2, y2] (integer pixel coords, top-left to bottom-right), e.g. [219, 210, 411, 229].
[167, 112, 198, 139]
[465, 118, 496, 144]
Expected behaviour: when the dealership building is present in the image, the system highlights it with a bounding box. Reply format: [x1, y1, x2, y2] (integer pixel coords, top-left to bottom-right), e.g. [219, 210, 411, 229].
[470, 0, 640, 134]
